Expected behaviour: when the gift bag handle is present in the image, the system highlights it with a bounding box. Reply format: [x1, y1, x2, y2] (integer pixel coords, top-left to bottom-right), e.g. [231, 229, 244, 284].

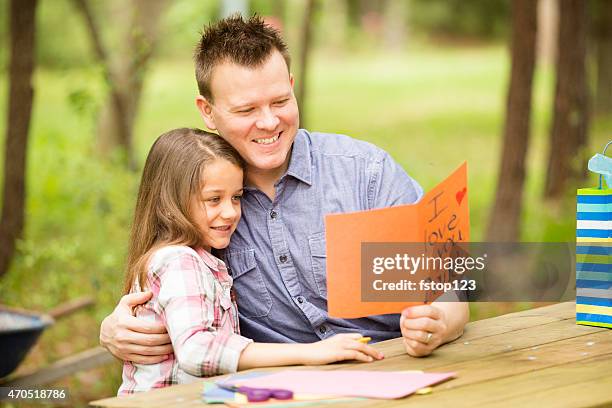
[599, 140, 612, 189]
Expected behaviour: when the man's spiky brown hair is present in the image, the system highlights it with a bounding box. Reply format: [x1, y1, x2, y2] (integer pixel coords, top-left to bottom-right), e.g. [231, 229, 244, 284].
[194, 14, 291, 101]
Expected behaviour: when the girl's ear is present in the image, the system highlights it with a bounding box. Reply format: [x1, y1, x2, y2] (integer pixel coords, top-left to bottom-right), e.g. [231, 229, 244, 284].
[196, 96, 217, 131]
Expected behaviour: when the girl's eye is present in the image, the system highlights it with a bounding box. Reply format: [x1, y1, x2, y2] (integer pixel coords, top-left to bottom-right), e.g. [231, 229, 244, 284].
[207, 197, 221, 203]
[232, 195, 243, 201]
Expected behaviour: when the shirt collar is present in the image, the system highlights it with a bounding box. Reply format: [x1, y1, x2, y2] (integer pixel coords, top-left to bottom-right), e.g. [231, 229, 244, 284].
[243, 129, 312, 194]
[196, 247, 221, 270]
[284, 129, 312, 186]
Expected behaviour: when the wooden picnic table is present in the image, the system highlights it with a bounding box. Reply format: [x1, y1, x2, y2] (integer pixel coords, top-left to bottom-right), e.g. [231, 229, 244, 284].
[91, 301, 612, 407]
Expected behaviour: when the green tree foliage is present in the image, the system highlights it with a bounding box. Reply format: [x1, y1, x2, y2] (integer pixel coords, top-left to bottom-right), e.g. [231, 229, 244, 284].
[153, 0, 218, 58]
[0, 0, 219, 70]
[36, 0, 92, 68]
[409, 0, 510, 40]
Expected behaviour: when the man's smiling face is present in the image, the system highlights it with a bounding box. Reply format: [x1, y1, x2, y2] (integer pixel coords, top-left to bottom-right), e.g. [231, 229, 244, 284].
[197, 50, 299, 178]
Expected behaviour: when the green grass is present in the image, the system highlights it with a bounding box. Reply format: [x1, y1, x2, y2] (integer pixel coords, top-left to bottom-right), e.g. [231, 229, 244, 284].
[0, 44, 610, 406]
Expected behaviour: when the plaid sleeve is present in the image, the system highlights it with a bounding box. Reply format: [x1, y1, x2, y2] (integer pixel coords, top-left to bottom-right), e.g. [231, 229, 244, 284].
[153, 249, 252, 377]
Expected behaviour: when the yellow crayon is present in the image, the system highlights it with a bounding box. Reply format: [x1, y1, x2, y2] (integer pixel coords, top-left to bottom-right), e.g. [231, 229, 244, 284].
[415, 387, 433, 395]
[358, 336, 372, 344]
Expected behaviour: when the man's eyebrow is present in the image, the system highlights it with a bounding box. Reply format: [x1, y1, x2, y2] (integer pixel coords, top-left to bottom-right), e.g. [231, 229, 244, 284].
[274, 92, 292, 99]
[229, 92, 292, 110]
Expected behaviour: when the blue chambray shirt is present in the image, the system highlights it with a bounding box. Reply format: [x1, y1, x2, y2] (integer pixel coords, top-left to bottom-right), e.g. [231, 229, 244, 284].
[223, 129, 423, 343]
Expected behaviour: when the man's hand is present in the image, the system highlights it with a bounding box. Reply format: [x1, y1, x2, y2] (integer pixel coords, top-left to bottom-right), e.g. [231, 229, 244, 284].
[99, 291, 173, 364]
[400, 301, 469, 357]
[399, 305, 448, 357]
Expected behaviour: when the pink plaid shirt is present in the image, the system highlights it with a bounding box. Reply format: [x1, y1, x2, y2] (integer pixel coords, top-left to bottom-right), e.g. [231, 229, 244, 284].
[118, 245, 252, 395]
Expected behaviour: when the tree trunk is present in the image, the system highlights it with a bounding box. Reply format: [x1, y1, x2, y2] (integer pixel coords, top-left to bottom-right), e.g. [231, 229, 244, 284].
[345, 0, 362, 30]
[593, 0, 612, 115]
[271, 0, 286, 29]
[486, 0, 537, 242]
[0, 0, 37, 278]
[72, 0, 133, 168]
[544, 0, 589, 199]
[537, 0, 558, 66]
[320, 0, 349, 51]
[97, 0, 167, 169]
[383, 0, 407, 51]
[296, 0, 317, 129]
[220, 0, 248, 18]
[73, 0, 167, 170]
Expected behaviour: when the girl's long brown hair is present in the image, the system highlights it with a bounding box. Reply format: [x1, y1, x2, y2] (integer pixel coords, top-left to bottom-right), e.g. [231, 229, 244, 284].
[123, 128, 245, 294]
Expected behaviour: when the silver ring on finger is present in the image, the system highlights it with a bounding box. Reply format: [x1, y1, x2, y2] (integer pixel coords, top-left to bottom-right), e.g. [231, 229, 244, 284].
[424, 332, 433, 344]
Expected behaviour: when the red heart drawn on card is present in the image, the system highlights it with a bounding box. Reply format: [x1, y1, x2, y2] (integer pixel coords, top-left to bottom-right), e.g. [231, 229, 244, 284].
[456, 187, 467, 205]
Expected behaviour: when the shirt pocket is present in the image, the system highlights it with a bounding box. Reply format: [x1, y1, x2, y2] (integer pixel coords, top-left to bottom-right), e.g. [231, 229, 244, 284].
[219, 287, 233, 311]
[225, 249, 273, 318]
[308, 232, 327, 298]
[215, 285, 235, 327]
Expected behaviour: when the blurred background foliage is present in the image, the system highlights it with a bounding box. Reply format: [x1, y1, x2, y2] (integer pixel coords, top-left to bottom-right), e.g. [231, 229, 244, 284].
[0, 0, 610, 406]
[409, 0, 510, 39]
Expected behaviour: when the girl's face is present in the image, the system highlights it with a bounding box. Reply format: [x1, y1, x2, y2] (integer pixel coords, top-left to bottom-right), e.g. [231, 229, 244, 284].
[190, 158, 244, 251]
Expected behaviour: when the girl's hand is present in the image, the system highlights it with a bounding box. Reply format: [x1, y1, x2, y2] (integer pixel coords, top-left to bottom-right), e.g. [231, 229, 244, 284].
[303, 333, 384, 365]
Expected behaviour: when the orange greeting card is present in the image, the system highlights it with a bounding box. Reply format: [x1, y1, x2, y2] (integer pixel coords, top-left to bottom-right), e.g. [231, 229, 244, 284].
[325, 162, 469, 318]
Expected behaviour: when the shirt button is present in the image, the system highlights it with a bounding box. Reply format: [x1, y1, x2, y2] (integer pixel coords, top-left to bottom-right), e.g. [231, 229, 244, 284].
[297, 296, 304, 304]
[270, 210, 278, 219]
[279, 254, 288, 263]
[319, 325, 327, 334]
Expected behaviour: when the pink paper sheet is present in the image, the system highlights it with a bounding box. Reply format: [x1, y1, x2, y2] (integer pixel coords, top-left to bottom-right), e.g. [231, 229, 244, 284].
[228, 370, 456, 399]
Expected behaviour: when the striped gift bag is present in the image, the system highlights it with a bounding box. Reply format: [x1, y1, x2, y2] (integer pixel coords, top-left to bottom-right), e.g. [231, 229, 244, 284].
[576, 141, 612, 328]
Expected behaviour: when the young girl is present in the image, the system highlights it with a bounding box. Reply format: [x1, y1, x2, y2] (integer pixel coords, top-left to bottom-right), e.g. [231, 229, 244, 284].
[118, 128, 383, 394]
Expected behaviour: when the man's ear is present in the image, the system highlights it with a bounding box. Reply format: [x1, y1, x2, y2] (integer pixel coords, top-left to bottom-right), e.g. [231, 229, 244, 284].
[195, 95, 217, 131]
[289, 73, 294, 88]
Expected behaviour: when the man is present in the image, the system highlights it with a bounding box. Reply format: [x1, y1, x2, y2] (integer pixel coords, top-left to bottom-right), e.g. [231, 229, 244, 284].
[100, 15, 468, 365]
